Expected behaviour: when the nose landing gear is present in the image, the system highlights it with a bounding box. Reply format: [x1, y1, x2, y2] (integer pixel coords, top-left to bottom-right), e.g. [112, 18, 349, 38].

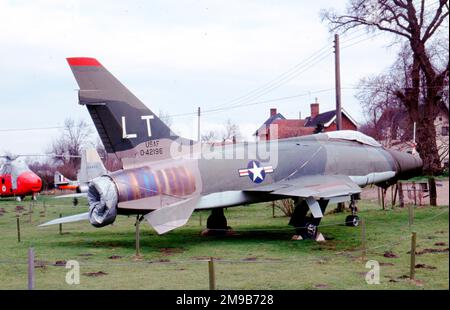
[345, 197, 360, 227]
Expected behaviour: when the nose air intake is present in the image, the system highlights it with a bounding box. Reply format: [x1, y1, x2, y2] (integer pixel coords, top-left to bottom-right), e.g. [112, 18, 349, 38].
[387, 149, 423, 180]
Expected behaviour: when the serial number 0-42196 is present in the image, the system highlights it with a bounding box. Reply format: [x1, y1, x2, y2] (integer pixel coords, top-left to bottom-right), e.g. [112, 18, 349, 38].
[140, 140, 163, 156]
[220, 294, 274, 305]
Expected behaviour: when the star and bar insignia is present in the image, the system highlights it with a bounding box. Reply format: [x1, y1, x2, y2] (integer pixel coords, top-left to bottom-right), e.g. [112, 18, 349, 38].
[239, 160, 273, 184]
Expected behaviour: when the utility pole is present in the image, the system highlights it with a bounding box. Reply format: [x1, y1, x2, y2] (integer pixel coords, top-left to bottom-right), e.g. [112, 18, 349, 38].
[335, 33, 345, 213]
[334, 33, 342, 131]
[197, 107, 201, 142]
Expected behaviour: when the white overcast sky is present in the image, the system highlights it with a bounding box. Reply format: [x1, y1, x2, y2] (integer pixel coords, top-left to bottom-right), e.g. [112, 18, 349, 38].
[0, 0, 402, 155]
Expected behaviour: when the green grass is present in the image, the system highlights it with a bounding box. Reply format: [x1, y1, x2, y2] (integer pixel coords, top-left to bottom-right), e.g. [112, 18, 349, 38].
[0, 195, 448, 290]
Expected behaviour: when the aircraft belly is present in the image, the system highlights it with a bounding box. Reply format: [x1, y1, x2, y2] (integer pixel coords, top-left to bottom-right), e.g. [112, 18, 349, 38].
[195, 191, 272, 210]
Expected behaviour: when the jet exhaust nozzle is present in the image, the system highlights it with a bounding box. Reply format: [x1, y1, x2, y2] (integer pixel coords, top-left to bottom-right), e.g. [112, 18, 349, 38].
[87, 176, 118, 227]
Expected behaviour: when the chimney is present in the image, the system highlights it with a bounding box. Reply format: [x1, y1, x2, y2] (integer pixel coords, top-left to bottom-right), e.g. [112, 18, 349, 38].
[270, 108, 277, 117]
[310, 101, 319, 118]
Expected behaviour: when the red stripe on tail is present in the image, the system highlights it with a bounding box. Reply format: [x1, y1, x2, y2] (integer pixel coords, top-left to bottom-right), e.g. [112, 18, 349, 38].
[67, 57, 101, 67]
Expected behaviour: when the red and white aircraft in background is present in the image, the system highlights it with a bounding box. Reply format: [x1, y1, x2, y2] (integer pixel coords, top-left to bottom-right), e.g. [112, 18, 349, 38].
[0, 156, 42, 201]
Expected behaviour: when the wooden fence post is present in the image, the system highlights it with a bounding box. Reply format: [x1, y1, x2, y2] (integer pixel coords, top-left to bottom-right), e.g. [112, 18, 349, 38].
[16, 217, 21, 243]
[398, 182, 404, 208]
[28, 247, 34, 290]
[392, 183, 398, 206]
[377, 187, 381, 207]
[361, 219, 366, 259]
[135, 217, 141, 257]
[410, 232, 417, 280]
[59, 213, 62, 235]
[208, 257, 216, 290]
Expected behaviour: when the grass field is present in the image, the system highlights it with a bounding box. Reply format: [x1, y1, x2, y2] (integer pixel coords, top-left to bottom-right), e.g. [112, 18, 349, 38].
[0, 194, 448, 290]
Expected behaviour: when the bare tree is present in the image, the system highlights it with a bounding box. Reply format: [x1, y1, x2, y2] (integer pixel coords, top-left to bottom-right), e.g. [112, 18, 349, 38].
[201, 119, 242, 144]
[95, 139, 122, 172]
[201, 130, 219, 143]
[356, 45, 415, 146]
[48, 118, 94, 178]
[323, 0, 449, 175]
[222, 119, 242, 142]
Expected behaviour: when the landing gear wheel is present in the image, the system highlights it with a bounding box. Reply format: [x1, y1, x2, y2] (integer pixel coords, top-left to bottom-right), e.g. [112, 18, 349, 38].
[345, 215, 360, 227]
[296, 220, 318, 239]
[203, 208, 231, 236]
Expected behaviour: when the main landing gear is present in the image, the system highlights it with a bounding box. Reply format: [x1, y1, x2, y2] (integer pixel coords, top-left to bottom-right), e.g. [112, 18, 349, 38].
[289, 198, 328, 240]
[202, 208, 234, 236]
[345, 197, 360, 227]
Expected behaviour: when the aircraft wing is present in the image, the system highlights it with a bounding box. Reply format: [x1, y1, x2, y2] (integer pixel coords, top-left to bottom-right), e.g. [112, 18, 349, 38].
[245, 174, 361, 200]
[244, 175, 361, 219]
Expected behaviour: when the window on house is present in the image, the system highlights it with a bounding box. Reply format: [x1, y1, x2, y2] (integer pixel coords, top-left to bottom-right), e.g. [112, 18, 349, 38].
[442, 126, 449, 136]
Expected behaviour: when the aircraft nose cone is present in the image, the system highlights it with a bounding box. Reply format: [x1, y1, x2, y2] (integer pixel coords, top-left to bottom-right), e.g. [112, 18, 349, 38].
[23, 172, 42, 191]
[387, 149, 423, 180]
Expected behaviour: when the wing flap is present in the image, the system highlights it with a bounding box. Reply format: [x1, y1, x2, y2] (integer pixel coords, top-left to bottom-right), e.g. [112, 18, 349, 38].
[144, 196, 199, 234]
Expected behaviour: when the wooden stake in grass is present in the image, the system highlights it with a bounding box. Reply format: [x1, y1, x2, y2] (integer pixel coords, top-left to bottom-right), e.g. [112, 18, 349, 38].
[377, 187, 381, 207]
[59, 213, 62, 235]
[208, 257, 216, 290]
[16, 217, 21, 243]
[28, 247, 34, 290]
[272, 201, 275, 218]
[361, 219, 366, 259]
[393, 183, 398, 207]
[135, 216, 141, 257]
[410, 232, 417, 280]
[398, 182, 404, 208]
[390, 186, 395, 208]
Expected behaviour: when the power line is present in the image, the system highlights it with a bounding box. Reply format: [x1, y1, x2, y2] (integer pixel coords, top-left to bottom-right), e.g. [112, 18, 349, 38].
[208, 43, 333, 111]
[0, 125, 95, 133]
[214, 51, 333, 112]
[208, 48, 334, 112]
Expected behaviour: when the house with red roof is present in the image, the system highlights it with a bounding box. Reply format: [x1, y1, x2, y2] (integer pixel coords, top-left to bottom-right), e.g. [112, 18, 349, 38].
[254, 100, 358, 141]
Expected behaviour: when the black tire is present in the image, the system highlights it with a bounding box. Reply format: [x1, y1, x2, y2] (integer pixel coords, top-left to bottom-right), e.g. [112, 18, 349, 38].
[345, 215, 360, 227]
[206, 209, 228, 235]
[297, 221, 318, 239]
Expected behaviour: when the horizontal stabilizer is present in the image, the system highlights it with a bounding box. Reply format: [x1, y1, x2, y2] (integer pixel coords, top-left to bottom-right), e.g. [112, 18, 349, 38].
[144, 197, 199, 234]
[53, 193, 87, 199]
[39, 212, 90, 226]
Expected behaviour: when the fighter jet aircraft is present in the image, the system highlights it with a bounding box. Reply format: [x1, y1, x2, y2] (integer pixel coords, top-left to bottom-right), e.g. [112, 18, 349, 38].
[41, 57, 423, 239]
[54, 148, 107, 196]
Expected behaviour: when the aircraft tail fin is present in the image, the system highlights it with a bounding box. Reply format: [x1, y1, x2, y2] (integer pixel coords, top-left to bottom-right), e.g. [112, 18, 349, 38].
[54, 171, 71, 186]
[66, 57, 181, 160]
[77, 148, 107, 183]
